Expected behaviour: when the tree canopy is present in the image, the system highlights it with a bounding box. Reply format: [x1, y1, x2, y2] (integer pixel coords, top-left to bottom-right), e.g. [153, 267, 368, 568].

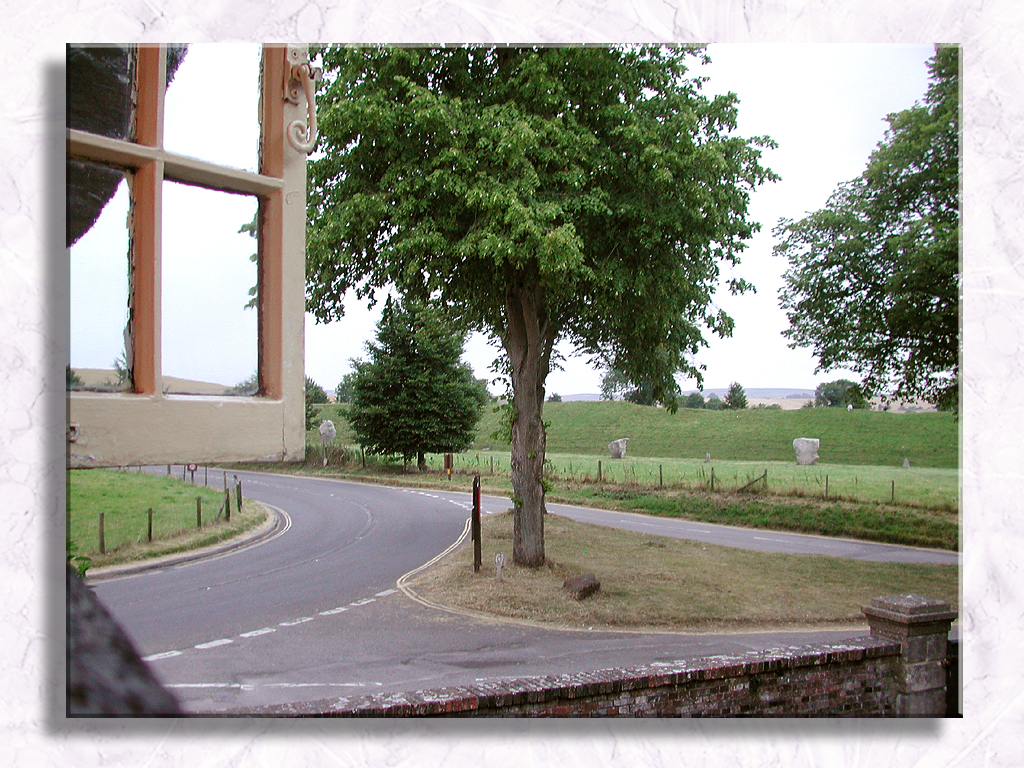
[814, 379, 866, 409]
[345, 299, 488, 467]
[723, 381, 747, 410]
[600, 367, 656, 406]
[307, 45, 777, 565]
[775, 46, 960, 411]
[305, 377, 329, 429]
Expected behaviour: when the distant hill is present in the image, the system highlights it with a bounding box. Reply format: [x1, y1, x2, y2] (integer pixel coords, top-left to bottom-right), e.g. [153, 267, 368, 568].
[561, 388, 815, 402]
[70, 368, 232, 395]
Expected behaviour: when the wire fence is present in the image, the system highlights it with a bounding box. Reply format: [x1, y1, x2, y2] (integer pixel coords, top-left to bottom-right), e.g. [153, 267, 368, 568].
[304, 444, 958, 511]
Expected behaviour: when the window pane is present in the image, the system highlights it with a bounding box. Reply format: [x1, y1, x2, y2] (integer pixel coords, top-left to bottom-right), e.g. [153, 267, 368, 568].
[162, 43, 261, 173]
[68, 164, 132, 391]
[66, 45, 135, 141]
[161, 182, 259, 395]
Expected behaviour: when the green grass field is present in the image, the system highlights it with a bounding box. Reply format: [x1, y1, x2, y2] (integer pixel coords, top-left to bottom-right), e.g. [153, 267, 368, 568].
[313, 400, 958, 469]
[309, 400, 959, 509]
[67, 469, 266, 567]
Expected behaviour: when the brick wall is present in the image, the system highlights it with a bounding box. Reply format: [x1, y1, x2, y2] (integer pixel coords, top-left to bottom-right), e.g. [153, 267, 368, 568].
[243, 594, 958, 718]
[247, 636, 906, 717]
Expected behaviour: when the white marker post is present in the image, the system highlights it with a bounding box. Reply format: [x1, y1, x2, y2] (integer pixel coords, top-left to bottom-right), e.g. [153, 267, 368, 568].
[494, 552, 506, 581]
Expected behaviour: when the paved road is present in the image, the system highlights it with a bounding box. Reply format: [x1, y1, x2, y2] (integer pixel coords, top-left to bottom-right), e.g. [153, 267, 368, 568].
[90, 468, 958, 713]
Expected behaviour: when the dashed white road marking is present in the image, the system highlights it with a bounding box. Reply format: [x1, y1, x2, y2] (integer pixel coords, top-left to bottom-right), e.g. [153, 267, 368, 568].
[239, 628, 276, 638]
[142, 651, 183, 662]
[195, 638, 233, 650]
[143, 586, 401, 664]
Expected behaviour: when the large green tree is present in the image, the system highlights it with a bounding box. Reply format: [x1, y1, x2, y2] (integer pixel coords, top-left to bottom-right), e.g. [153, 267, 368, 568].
[775, 46, 960, 411]
[723, 381, 747, 410]
[307, 46, 777, 565]
[346, 299, 488, 468]
[814, 378, 866, 409]
[599, 367, 656, 406]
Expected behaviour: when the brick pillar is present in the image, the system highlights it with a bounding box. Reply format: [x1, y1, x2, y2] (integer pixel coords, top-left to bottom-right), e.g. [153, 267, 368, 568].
[862, 594, 957, 717]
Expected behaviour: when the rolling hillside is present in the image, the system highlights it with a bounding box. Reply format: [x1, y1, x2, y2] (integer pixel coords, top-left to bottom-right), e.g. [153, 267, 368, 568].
[470, 400, 958, 469]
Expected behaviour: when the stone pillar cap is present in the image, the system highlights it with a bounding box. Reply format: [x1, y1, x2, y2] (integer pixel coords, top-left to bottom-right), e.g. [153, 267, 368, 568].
[862, 594, 957, 623]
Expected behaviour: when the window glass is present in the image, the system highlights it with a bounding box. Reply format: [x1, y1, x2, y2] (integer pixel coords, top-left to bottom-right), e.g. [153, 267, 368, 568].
[66, 45, 135, 141]
[161, 182, 259, 395]
[67, 164, 132, 391]
[162, 43, 261, 173]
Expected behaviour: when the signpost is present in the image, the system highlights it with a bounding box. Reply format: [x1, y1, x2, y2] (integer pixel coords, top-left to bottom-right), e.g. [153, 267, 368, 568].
[472, 474, 482, 572]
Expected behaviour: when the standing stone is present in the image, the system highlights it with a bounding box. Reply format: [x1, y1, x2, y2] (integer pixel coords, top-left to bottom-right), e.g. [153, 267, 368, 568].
[903, 458, 911, 469]
[319, 420, 337, 445]
[705, 453, 711, 463]
[608, 438, 629, 459]
[793, 437, 820, 465]
[319, 420, 337, 466]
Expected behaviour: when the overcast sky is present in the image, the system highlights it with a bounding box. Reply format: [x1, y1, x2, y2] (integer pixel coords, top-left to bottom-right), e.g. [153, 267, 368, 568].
[69, 43, 935, 396]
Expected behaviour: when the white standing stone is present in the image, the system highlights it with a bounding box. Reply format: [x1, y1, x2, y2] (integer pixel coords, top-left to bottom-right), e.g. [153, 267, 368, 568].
[793, 437, 820, 465]
[319, 420, 337, 445]
[608, 438, 629, 458]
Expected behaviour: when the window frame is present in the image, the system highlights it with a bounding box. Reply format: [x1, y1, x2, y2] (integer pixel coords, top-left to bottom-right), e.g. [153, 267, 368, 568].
[67, 44, 307, 466]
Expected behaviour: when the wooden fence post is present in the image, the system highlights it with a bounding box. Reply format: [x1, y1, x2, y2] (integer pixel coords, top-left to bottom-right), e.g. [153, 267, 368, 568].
[147, 507, 154, 542]
[98, 512, 105, 554]
[196, 497, 202, 529]
[235, 476, 242, 513]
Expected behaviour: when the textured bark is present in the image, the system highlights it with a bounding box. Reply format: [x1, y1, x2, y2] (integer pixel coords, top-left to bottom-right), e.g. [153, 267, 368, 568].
[504, 270, 554, 567]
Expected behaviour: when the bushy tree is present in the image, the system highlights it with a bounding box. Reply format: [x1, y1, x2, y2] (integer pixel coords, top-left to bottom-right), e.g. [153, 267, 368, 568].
[600, 367, 656, 406]
[305, 377, 329, 429]
[307, 46, 776, 565]
[775, 46, 959, 411]
[723, 381, 747, 410]
[334, 372, 357, 403]
[226, 372, 258, 396]
[346, 299, 488, 468]
[815, 378, 866, 408]
[683, 391, 705, 409]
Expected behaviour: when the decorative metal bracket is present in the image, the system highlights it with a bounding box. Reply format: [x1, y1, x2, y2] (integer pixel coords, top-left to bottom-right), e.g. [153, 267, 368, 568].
[284, 45, 322, 154]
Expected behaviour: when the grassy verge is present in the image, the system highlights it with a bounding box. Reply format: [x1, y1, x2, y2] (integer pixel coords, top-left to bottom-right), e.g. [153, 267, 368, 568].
[412, 511, 960, 631]
[549, 486, 959, 551]
[67, 469, 269, 570]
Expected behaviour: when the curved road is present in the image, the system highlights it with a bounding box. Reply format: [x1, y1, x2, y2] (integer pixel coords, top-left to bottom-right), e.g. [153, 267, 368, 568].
[90, 468, 958, 713]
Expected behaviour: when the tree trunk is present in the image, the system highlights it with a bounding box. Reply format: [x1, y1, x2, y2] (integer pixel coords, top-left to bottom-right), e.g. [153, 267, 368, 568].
[503, 270, 554, 568]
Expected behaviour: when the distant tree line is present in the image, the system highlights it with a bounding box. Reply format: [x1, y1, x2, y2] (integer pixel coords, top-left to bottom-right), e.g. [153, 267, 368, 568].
[602, 369, 750, 410]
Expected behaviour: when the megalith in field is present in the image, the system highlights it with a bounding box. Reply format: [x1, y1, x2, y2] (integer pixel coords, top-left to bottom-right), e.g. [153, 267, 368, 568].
[608, 438, 629, 458]
[793, 437, 820, 465]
